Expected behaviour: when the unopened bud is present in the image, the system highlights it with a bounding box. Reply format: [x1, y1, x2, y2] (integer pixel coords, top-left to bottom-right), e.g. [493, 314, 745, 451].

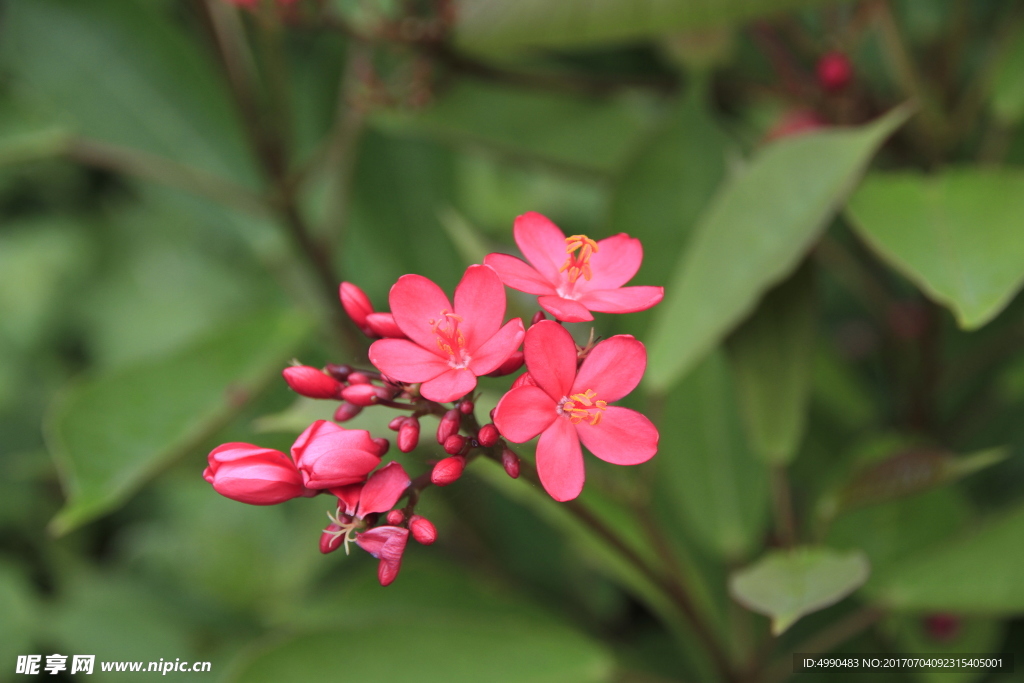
[373, 437, 390, 456]
[443, 434, 467, 455]
[436, 409, 460, 444]
[386, 510, 405, 525]
[924, 613, 961, 643]
[477, 423, 499, 448]
[397, 418, 420, 452]
[817, 51, 853, 92]
[340, 282, 375, 336]
[325, 364, 353, 381]
[410, 515, 437, 545]
[282, 366, 343, 399]
[488, 350, 524, 377]
[388, 416, 407, 431]
[431, 456, 465, 486]
[459, 400, 474, 415]
[511, 372, 536, 389]
[347, 371, 373, 385]
[320, 524, 344, 554]
[366, 312, 404, 338]
[333, 401, 363, 422]
[342, 383, 388, 407]
[530, 310, 547, 326]
[501, 448, 520, 479]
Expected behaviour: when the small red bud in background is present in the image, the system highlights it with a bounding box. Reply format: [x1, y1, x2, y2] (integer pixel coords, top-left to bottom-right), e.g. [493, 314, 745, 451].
[397, 418, 420, 453]
[365, 312, 404, 339]
[501, 448, 520, 479]
[459, 400, 474, 415]
[282, 366, 343, 399]
[410, 515, 437, 545]
[386, 510, 405, 525]
[530, 310, 547, 326]
[342, 383, 388, 407]
[325, 364, 353, 381]
[443, 434, 467, 455]
[487, 350, 524, 377]
[764, 108, 824, 143]
[340, 282, 376, 336]
[347, 371, 372, 385]
[431, 456, 465, 486]
[388, 416, 407, 431]
[320, 524, 344, 554]
[372, 437, 390, 456]
[817, 51, 852, 92]
[333, 402, 363, 422]
[477, 424, 499, 448]
[437, 409, 460, 444]
[924, 613, 961, 643]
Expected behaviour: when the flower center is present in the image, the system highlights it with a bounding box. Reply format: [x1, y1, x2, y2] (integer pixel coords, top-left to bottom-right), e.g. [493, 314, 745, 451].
[557, 388, 608, 426]
[430, 310, 471, 369]
[559, 235, 599, 286]
[326, 508, 366, 555]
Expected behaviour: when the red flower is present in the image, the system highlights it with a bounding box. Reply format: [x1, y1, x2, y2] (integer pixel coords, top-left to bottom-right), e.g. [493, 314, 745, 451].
[204, 443, 309, 505]
[356, 526, 409, 586]
[493, 321, 658, 501]
[291, 420, 384, 489]
[368, 265, 525, 403]
[484, 212, 664, 323]
[331, 462, 411, 520]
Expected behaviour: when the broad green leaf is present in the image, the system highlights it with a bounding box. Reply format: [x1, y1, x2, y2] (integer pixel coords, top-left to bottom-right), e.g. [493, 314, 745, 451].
[869, 503, 1024, 613]
[846, 169, 1024, 329]
[0, 561, 36, 671]
[656, 350, 770, 560]
[646, 107, 909, 392]
[726, 264, 815, 465]
[45, 309, 309, 536]
[729, 547, 870, 635]
[991, 25, 1024, 124]
[454, 0, 852, 51]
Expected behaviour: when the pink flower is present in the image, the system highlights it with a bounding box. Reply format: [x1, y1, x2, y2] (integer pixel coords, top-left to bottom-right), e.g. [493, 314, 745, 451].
[204, 443, 309, 505]
[291, 420, 385, 489]
[368, 265, 525, 403]
[282, 365, 343, 399]
[493, 321, 658, 501]
[484, 212, 664, 323]
[330, 462, 411, 520]
[356, 526, 410, 586]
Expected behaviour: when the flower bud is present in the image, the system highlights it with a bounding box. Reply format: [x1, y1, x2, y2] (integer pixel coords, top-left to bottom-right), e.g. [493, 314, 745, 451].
[487, 350, 524, 377]
[459, 400, 474, 415]
[325, 364, 353, 381]
[282, 366, 343, 399]
[397, 417, 420, 453]
[386, 510, 405, 525]
[431, 456, 465, 486]
[204, 443, 308, 505]
[333, 401, 362, 422]
[320, 524, 344, 554]
[340, 282, 375, 336]
[410, 515, 437, 545]
[373, 438, 390, 456]
[342, 383, 388, 407]
[436, 409, 461, 444]
[443, 434, 467, 455]
[501, 448, 520, 479]
[817, 51, 852, 92]
[355, 526, 409, 587]
[291, 420, 381, 489]
[347, 371, 373, 385]
[510, 372, 536, 389]
[366, 312, 404, 338]
[388, 416, 407, 431]
[530, 310, 547, 326]
[477, 423, 499, 448]
[924, 613, 961, 643]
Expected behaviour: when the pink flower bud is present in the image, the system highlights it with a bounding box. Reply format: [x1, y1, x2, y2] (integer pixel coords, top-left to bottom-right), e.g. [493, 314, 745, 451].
[204, 443, 307, 505]
[924, 613, 961, 643]
[510, 372, 536, 389]
[386, 510, 405, 525]
[817, 51, 852, 92]
[501, 448, 520, 479]
[282, 366, 343, 399]
[333, 401, 362, 422]
[373, 437, 390, 456]
[459, 400, 474, 415]
[347, 371, 372, 385]
[365, 312, 404, 338]
[431, 456, 465, 486]
[530, 310, 547, 326]
[291, 420, 381, 489]
[325, 364, 353, 381]
[436, 409, 460, 444]
[340, 282, 375, 336]
[487, 350, 524, 377]
[342, 383, 388, 407]
[410, 515, 437, 545]
[388, 416, 407, 431]
[477, 423, 499, 448]
[320, 524, 344, 554]
[443, 434, 466, 455]
[397, 418, 420, 453]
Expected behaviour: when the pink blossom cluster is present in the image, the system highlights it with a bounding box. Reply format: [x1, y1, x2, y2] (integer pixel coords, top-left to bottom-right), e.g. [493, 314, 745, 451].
[204, 212, 663, 585]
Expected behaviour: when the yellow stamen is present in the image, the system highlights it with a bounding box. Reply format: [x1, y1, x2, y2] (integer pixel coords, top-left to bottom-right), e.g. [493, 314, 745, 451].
[560, 235, 600, 285]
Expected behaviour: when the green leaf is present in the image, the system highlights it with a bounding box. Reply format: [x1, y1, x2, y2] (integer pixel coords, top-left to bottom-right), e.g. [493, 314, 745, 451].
[45, 309, 309, 536]
[454, 0, 852, 51]
[646, 107, 909, 392]
[726, 264, 815, 465]
[846, 168, 1024, 329]
[0, 561, 37, 671]
[729, 547, 870, 635]
[869, 503, 1024, 613]
[991, 25, 1024, 125]
[656, 350, 770, 560]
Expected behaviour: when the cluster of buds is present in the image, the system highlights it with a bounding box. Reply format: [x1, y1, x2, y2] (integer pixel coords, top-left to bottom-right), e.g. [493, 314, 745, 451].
[205, 212, 665, 585]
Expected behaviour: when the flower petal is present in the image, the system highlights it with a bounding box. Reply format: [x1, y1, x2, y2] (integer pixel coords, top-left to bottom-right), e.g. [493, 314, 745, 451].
[356, 525, 408, 560]
[578, 286, 664, 314]
[576, 406, 658, 465]
[369, 338, 450, 383]
[513, 212, 568, 285]
[420, 367, 477, 403]
[468, 318, 525, 376]
[331, 483, 363, 516]
[582, 233, 643, 290]
[493, 385, 558, 442]
[572, 334, 646, 402]
[483, 253, 557, 296]
[389, 274, 453, 351]
[524, 320, 578, 401]
[538, 295, 593, 323]
[454, 264, 506, 351]
[536, 418, 585, 501]
[358, 462, 411, 516]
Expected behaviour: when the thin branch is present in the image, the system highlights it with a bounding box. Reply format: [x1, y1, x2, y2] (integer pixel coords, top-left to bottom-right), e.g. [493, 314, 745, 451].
[770, 467, 797, 548]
